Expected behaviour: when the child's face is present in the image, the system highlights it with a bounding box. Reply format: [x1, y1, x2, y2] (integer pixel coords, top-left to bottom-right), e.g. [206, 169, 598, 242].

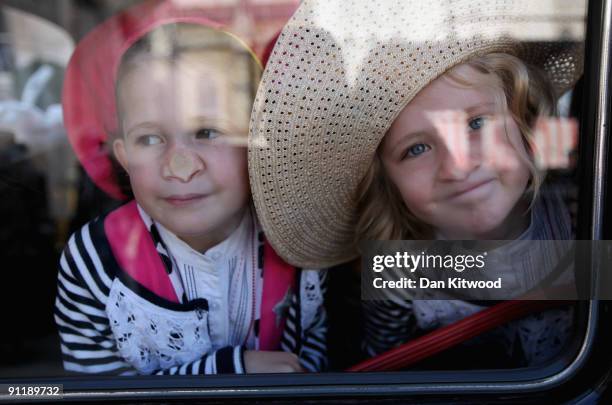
[380, 64, 531, 239]
[113, 53, 251, 251]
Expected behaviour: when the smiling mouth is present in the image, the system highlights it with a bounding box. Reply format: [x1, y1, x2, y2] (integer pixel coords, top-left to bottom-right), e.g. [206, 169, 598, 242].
[164, 194, 208, 206]
[447, 179, 495, 200]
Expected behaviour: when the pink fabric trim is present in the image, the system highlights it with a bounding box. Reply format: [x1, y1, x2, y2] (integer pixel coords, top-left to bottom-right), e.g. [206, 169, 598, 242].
[259, 241, 296, 351]
[104, 201, 179, 303]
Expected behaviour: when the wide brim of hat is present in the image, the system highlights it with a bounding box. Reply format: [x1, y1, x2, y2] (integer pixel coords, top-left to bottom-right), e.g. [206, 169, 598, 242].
[248, 0, 586, 268]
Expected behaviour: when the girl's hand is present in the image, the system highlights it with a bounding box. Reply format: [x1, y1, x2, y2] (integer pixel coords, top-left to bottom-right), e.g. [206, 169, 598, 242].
[243, 350, 305, 373]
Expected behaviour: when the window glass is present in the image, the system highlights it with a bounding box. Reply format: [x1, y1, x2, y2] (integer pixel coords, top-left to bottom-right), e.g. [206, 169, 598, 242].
[0, 0, 598, 398]
[0, 4, 74, 378]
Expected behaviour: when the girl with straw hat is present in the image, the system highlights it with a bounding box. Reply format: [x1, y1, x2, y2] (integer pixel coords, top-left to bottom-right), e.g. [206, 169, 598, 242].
[249, 0, 584, 366]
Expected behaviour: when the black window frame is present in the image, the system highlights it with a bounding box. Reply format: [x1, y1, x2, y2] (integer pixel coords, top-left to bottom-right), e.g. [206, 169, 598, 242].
[2, 0, 612, 402]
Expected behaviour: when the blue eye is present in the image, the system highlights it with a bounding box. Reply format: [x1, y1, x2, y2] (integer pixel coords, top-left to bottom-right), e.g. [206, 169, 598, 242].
[195, 128, 221, 140]
[404, 143, 431, 159]
[137, 134, 163, 146]
[468, 116, 485, 131]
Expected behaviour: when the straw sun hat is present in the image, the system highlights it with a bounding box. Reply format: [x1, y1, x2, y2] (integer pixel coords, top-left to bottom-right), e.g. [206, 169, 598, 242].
[248, 0, 586, 268]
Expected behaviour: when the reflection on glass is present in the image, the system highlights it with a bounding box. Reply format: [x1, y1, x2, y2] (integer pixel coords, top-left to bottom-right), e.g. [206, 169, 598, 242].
[0, 0, 592, 382]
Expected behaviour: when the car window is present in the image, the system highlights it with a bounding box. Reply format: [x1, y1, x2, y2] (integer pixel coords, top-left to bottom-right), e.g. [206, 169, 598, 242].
[1, 0, 610, 403]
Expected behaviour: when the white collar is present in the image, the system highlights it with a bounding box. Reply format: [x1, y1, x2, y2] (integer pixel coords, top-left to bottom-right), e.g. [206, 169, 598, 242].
[136, 203, 254, 266]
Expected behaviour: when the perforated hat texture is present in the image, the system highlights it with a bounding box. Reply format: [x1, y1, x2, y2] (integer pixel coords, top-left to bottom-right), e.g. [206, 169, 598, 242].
[248, 0, 586, 268]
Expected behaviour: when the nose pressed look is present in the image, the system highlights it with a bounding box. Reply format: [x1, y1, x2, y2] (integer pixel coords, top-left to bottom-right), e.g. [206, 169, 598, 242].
[112, 53, 251, 252]
[380, 64, 532, 240]
[162, 147, 205, 183]
[426, 109, 481, 181]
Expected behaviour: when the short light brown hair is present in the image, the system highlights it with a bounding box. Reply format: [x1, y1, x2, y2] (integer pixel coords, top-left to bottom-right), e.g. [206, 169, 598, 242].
[114, 23, 262, 138]
[109, 23, 262, 195]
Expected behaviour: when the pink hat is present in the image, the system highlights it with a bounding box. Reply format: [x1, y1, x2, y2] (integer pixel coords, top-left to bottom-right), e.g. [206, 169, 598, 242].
[63, 0, 267, 199]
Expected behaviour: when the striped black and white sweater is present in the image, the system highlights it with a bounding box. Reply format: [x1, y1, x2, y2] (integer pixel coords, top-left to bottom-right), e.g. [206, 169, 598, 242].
[55, 203, 327, 375]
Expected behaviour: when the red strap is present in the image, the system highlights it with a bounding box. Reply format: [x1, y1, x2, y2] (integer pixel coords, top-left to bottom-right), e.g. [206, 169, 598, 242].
[259, 240, 296, 350]
[347, 299, 570, 372]
[105, 201, 179, 303]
